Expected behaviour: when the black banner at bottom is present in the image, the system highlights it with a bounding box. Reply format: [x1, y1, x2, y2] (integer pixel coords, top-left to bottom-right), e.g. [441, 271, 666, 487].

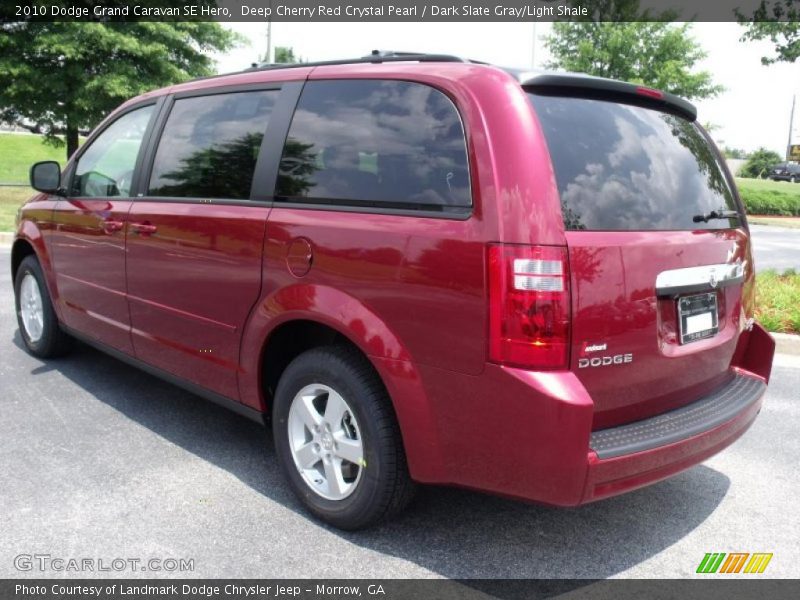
[3, 579, 800, 600]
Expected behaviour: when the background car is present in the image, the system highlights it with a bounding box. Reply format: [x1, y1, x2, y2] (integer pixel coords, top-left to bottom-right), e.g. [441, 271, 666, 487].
[767, 162, 800, 182]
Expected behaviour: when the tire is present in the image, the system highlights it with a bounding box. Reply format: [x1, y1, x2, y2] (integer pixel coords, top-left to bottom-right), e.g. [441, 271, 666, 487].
[14, 255, 71, 358]
[272, 346, 415, 530]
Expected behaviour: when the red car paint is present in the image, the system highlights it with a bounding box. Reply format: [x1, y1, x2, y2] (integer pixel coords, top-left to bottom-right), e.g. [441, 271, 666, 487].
[13, 60, 774, 507]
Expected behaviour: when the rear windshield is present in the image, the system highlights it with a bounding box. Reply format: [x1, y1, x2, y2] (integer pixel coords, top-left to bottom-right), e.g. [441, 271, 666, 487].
[528, 93, 738, 231]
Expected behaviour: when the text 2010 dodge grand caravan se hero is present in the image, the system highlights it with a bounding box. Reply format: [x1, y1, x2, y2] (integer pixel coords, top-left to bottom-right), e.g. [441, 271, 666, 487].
[13, 53, 775, 530]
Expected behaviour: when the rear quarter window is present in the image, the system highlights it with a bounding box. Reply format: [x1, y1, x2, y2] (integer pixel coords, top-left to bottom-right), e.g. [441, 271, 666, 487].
[276, 79, 471, 212]
[529, 94, 737, 231]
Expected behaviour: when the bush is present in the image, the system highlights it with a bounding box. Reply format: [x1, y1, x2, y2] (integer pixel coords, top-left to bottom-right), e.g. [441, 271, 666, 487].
[740, 188, 800, 215]
[737, 180, 800, 216]
[740, 147, 782, 178]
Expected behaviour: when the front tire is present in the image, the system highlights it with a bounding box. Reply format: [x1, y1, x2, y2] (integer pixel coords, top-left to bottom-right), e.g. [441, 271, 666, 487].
[14, 255, 71, 358]
[273, 346, 415, 530]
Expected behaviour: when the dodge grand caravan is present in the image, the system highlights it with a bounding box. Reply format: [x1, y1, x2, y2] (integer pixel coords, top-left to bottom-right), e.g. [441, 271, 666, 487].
[13, 52, 775, 529]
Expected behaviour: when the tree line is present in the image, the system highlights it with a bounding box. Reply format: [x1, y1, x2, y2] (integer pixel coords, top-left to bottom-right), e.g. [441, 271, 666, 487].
[1, 0, 798, 161]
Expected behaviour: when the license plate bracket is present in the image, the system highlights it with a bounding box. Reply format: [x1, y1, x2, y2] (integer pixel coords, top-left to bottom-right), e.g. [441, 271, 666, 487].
[678, 292, 719, 344]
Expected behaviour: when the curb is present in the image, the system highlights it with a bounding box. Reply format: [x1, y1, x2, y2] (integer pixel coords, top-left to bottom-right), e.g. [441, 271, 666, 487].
[0, 232, 13, 246]
[772, 332, 800, 356]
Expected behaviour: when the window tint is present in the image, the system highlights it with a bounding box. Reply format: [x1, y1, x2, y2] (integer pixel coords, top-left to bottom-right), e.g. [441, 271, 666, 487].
[72, 105, 153, 198]
[148, 91, 277, 200]
[529, 94, 737, 231]
[276, 80, 470, 209]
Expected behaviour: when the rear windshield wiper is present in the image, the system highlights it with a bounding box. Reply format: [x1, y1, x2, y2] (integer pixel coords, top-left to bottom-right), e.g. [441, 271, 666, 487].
[692, 209, 740, 223]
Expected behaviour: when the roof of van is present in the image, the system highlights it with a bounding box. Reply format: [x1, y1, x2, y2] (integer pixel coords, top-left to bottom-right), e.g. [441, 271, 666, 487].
[130, 51, 697, 122]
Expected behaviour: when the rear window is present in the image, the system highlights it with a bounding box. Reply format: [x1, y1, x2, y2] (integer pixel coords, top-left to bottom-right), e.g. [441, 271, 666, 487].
[275, 80, 471, 211]
[528, 94, 737, 231]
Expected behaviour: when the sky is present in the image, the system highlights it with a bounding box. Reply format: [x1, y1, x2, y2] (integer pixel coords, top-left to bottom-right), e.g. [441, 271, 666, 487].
[213, 22, 800, 156]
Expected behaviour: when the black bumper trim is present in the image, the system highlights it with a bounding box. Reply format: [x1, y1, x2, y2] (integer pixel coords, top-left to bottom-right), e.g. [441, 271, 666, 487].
[590, 373, 765, 459]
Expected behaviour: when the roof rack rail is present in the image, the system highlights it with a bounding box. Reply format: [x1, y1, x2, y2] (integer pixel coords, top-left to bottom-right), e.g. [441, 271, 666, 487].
[246, 50, 476, 72]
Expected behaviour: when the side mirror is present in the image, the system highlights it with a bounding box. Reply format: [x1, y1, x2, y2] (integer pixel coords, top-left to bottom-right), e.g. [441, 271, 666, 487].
[30, 161, 63, 194]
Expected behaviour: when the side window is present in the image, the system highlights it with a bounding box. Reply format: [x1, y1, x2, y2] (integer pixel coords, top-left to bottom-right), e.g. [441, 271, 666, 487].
[148, 90, 277, 200]
[72, 105, 154, 198]
[276, 80, 471, 209]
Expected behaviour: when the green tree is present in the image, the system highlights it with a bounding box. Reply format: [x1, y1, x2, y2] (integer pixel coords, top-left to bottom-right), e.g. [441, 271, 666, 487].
[0, 22, 238, 159]
[544, 22, 723, 100]
[740, 147, 783, 178]
[723, 147, 748, 159]
[273, 46, 305, 64]
[739, 1, 800, 64]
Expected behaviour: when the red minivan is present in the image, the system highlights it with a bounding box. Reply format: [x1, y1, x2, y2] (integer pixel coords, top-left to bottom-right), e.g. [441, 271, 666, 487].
[13, 53, 775, 529]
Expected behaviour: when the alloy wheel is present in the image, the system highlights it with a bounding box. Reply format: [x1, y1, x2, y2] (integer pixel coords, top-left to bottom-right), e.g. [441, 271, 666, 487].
[287, 383, 364, 500]
[19, 273, 44, 343]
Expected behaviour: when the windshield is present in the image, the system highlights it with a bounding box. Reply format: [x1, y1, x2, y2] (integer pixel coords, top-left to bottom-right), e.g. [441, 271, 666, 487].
[528, 93, 738, 231]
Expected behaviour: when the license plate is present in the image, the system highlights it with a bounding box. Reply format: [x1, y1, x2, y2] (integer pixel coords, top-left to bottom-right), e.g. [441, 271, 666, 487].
[678, 292, 719, 344]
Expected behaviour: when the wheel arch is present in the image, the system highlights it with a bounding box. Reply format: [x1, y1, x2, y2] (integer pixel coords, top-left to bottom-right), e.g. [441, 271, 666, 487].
[11, 226, 63, 321]
[11, 238, 36, 283]
[260, 319, 351, 410]
[239, 284, 447, 482]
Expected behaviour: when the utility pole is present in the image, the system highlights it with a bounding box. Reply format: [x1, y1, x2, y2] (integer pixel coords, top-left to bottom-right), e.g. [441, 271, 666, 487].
[531, 22, 537, 68]
[266, 20, 272, 63]
[265, 0, 273, 63]
[788, 94, 796, 161]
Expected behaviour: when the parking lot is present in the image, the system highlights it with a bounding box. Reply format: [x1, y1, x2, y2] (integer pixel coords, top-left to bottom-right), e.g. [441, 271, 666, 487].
[1, 245, 799, 579]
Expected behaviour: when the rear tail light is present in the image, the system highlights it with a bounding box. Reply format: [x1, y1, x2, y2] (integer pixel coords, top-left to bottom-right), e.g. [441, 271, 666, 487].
[488, 244, 571, 370]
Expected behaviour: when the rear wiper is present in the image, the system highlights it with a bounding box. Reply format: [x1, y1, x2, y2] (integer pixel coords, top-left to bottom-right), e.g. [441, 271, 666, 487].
[692, 209, 740, 223]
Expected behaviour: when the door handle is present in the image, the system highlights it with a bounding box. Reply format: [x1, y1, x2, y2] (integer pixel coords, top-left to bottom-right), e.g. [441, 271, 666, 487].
[130, 222, 157, 235]
[101, 218, 124, 234]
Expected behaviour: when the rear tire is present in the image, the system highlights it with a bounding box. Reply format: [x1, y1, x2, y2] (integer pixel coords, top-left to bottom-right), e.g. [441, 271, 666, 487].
[14, 255, 71, 358]
[272, 346, 415, 530]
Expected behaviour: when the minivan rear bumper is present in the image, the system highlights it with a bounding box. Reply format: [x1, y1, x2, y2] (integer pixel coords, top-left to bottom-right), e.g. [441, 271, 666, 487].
[582, 371, 764, 503]
[408, 323, 773, 506]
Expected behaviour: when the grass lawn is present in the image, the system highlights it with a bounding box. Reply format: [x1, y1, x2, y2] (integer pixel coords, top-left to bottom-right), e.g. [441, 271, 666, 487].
[736, 177, 800, 197]
[0, 133, 81, 232]
[0, 133, 74, 184]
[0, 187, 33, 232]
[756, 269, 800, 334]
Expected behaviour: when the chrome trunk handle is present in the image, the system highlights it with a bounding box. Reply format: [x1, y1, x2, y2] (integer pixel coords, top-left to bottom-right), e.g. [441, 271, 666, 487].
[655, 261, 745, 297]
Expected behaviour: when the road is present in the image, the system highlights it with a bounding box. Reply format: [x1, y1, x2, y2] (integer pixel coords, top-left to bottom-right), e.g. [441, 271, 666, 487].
[1, 246, 799, 580]
[749, 225, 800, 272]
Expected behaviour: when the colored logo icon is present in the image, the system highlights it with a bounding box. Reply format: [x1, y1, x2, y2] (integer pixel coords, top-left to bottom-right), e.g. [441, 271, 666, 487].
[697, 553, 773, 574]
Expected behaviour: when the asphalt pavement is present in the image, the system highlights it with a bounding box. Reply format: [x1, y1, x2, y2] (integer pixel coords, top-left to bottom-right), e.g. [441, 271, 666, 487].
[1, 246, 799, 580]
[749, 225, 800, 272]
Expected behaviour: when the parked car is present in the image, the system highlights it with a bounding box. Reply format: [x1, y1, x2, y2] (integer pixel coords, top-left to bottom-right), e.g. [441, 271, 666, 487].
[13, 52, 775, 530]
[767, 162, 800, 182]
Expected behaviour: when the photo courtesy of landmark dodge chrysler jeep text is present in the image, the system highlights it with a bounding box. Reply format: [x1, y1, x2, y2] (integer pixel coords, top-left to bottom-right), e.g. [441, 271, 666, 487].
[13, 52, 775, 530]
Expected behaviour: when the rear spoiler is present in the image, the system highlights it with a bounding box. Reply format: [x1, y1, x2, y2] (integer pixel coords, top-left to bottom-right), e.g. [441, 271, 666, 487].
[520, 73, 697, 122]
